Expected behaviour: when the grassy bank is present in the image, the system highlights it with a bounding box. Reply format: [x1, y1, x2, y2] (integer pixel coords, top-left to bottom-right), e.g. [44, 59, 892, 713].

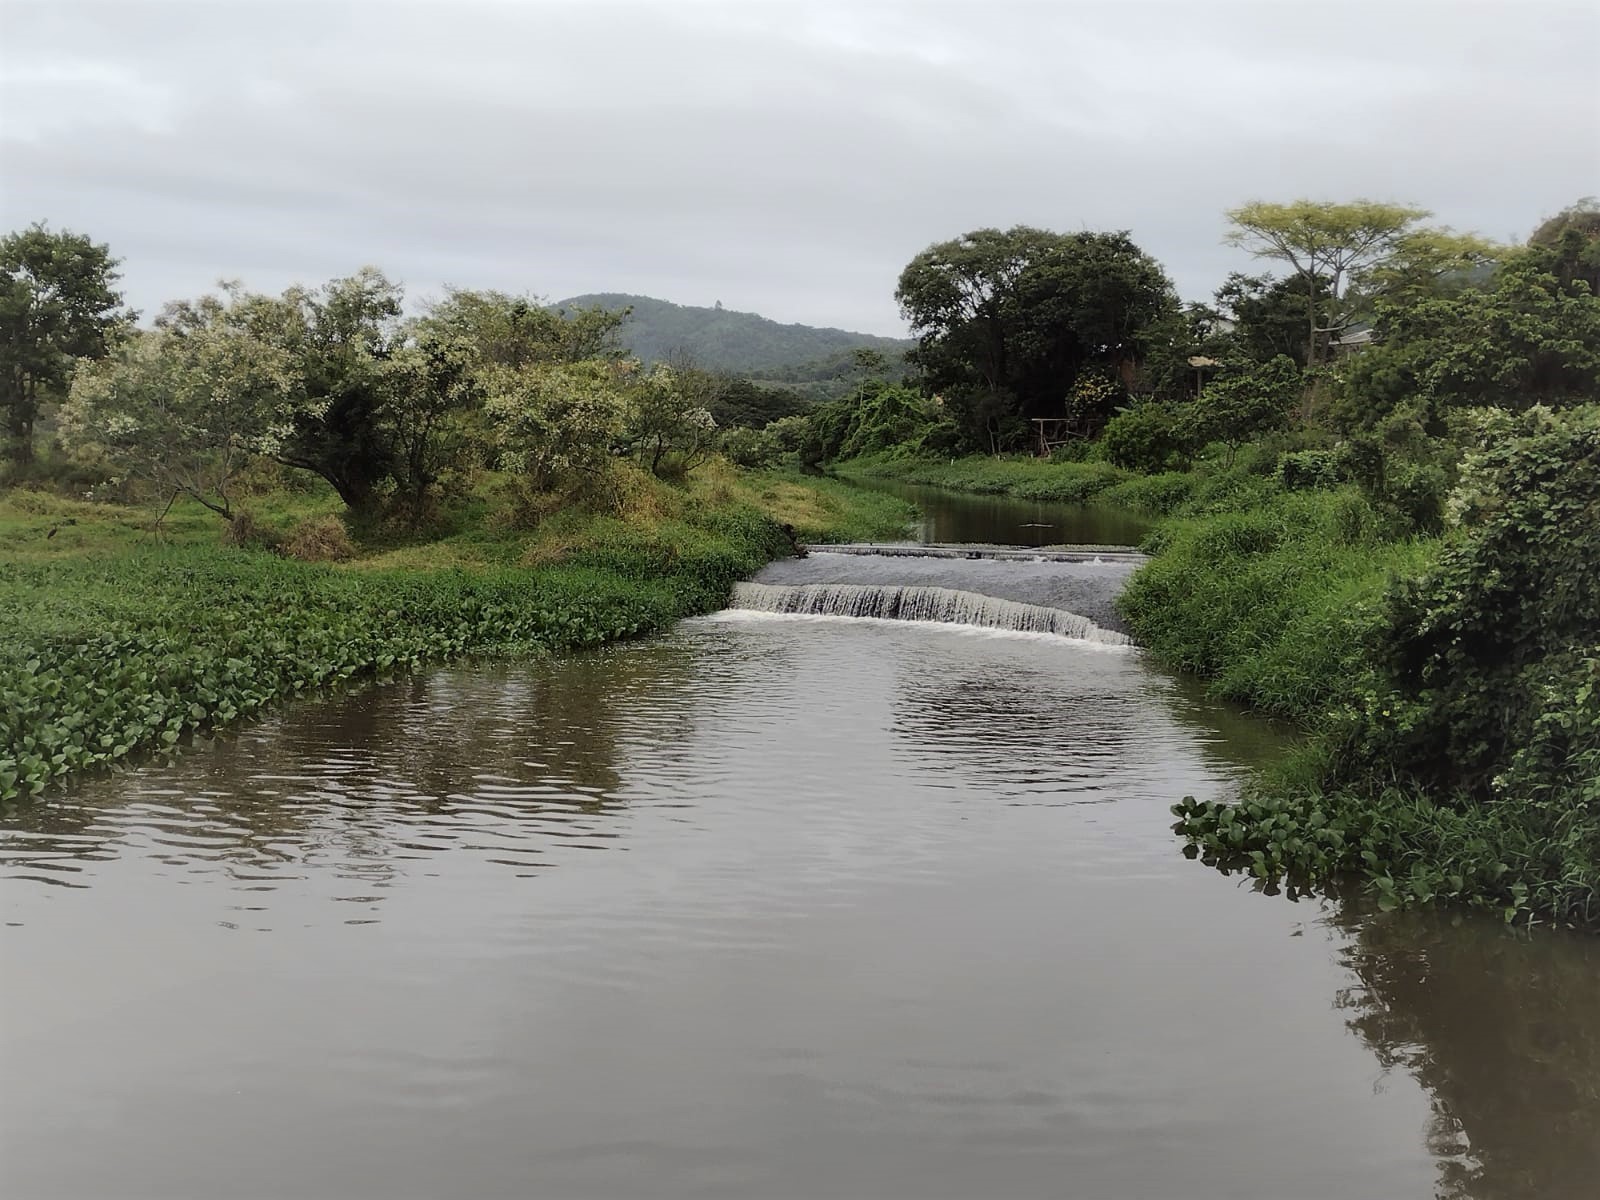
[843, 429, 1599, 927]
[0, 464, 911, 805]
[836, 452, 1203, 516]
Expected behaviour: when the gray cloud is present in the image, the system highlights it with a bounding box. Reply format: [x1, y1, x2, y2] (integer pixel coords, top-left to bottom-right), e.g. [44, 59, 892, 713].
[3, 0, 1596, 334]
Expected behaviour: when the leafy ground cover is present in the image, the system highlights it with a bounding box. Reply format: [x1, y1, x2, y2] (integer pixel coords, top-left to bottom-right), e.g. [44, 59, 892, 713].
[0, 464, 911, 805]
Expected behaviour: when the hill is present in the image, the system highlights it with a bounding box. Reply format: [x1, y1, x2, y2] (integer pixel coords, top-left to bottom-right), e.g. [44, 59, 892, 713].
[556, 293, 912, 377]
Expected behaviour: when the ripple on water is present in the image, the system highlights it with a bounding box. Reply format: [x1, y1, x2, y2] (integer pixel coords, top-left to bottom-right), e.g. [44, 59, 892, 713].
[3, 615, 1593, 1200]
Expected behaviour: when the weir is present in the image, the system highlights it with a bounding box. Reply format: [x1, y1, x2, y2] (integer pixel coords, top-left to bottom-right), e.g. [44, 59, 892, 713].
[746, 549, 1139, 636]
[806, 542, 1147, 564]
[729, 582, 1130, 644]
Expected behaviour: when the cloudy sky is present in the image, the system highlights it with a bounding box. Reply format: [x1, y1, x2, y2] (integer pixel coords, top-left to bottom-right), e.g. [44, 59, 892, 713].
[2, 0, 1596, 335]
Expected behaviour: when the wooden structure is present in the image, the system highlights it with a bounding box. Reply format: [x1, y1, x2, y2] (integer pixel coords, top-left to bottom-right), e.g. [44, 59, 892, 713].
[1032, 417, 1088, 457]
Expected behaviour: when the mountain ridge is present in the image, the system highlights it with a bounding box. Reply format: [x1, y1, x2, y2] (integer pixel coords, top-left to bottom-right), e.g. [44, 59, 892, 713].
[555, 292, 912, 375]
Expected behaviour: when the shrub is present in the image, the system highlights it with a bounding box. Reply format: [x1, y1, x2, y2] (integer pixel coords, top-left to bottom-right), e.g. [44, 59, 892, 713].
[1117, 487, 1435, 721]
[280, 514, 355, 562]
[720, 426, 782, 469]
[1098, 471, 1196, 515]
[1100, 401, 1190, 472]
[1278, 450, 1344, 491]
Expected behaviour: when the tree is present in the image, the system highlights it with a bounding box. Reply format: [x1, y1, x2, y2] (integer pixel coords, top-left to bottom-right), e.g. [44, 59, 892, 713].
[850, 346, 888, 403]
[1334, 249, 1600, 429]
[1528, 197, 1600, 295]
[376, 334, 481, 525]
[1185, 355, 1301, 464]
[60, 288, 300, 520]
[0, 224, 130, 467]
[1225, 200, 1431, 365]
[700, 376, 810, 429]
[254, 269, 406, 510]
[421, 289, 627, 368]
[1209, 272, 1331, 368]
[483, 360, 628, 499]
[895, 227, 1178, 451]
[623, 364, 717, 477]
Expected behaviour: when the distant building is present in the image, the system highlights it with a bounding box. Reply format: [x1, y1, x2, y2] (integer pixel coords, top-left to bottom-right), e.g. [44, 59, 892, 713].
[1330, 323, 1376, 355]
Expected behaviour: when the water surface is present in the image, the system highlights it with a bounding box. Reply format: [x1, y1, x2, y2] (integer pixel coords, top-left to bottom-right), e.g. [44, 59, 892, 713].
[847, 476, 1153, 546]
[5, 615, 1594, 1199]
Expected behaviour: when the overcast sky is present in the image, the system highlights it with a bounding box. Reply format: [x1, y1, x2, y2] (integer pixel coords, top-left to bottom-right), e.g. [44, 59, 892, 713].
[2, 0, 1596, 335]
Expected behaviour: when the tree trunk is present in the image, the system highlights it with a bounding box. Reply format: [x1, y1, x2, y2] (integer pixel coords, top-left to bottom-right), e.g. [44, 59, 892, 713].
[1304, 270, 1321, 368]
[5, 402, 34, 468]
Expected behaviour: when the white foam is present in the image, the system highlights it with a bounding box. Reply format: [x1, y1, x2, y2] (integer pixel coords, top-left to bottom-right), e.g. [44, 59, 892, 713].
[724, 582, 1131, 646]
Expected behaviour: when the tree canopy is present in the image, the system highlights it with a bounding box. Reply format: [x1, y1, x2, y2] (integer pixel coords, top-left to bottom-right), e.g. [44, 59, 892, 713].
[895, 226, 1179, 451]
[0, 224, 130, 467]
[63, 288, 302, 519]
[1225, 200, 1432, 365]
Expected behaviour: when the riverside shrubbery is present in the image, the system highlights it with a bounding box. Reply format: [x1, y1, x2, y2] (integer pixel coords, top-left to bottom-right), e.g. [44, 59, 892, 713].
[1167, 406, 1600, 924]
[0, 499, 795, 805]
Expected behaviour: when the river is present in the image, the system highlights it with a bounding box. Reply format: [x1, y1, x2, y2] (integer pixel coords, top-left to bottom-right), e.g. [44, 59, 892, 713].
[2, 488, 1596, 1199]
[846, 476, 1155, 547]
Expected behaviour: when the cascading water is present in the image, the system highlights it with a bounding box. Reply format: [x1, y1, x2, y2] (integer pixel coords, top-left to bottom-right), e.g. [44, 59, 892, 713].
[729, 581, 1130, 644]
[735, 548, 1141, 642]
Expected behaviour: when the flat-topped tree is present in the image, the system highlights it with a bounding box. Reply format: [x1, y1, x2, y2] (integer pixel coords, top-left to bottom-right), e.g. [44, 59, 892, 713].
[1225, 200, 1431, 366]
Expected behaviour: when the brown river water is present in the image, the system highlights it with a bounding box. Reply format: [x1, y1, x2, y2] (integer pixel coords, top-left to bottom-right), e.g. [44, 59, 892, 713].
[3, 493, 1598, 1199]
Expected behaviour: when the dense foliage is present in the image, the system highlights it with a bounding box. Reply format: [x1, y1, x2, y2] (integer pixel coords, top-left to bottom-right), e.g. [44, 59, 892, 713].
[0, 464, 912, 805]
[0, 510, 788, 805]
[821, 197, 1600, 925]
[1, 224, 131, 469]
[894, 226, 1179, 451]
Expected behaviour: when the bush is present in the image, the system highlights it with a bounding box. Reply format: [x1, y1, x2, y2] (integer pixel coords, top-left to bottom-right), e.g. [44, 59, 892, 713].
[0, 500, 798, 805]
[1354, 405, 1600, 801]
[1117, 487, 1435, 721]
[1163, 406, 1600, 927]
[280, 514, 356, 562]
[1098, 471, 1196, 515]
[720, 426, 782, 469]
[1100, 401, 1190, 472]
[1278, 449, 1344, 491]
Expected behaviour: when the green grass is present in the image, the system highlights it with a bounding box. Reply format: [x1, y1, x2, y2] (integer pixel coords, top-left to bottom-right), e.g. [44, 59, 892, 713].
[838, 453, 1134, 503]
[1111, 475, 1597, 927]
[1117, 488, 1438, 723]
[0, 463, 912, 805]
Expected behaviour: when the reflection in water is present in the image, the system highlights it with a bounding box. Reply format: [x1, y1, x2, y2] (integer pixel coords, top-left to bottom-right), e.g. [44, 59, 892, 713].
[0, 641, 693, 912]
[848, 476, 1155, 547]
[1336, 904, 1600, 1200]
[2, 616, 1596, 1199]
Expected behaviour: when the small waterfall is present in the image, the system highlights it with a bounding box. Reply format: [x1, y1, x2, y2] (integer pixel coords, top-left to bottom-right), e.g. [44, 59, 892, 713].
[728, 582, 1129, 645]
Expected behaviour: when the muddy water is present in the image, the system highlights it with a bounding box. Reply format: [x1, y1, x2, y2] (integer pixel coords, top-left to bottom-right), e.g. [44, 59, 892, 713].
[4, 614, 1595, 1198]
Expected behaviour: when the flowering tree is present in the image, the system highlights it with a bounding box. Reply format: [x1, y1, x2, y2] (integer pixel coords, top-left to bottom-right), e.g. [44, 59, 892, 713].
[61, 288, 306, 521]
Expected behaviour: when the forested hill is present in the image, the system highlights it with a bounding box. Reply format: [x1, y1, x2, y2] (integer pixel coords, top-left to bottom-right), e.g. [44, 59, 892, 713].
[555, 293, 912, 374]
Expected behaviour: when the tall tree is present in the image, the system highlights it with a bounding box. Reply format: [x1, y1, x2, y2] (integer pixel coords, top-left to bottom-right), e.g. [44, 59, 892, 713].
[0, 224, 130, 467]
[1225, 200, 1430, 365]
[895, 227, 1177, 451]
[249, 268, 406, 510]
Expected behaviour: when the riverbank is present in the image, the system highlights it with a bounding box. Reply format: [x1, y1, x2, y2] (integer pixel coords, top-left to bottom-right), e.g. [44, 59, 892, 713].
[0, 464, 913, 805]
[838, 437, 1600, 927]
[834, 452, 1197, 515]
